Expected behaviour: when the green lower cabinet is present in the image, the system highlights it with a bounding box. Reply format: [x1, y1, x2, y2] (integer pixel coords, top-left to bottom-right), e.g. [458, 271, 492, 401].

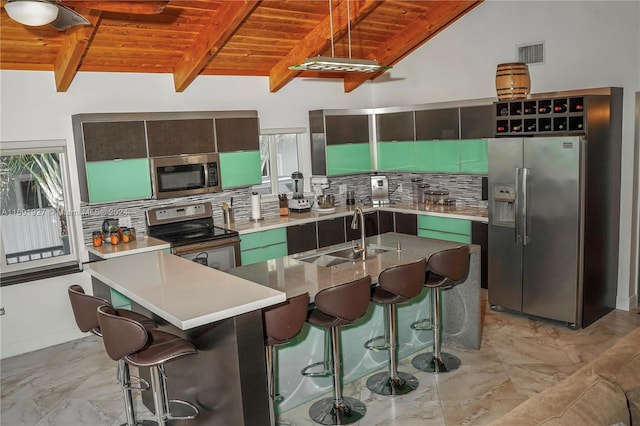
[415, 140, 460, 173]
[220, 151, 262, 188]
[460, 139, 488, 174]
[377, 141, 416, 171]
[417, 215, 471, 243]
[110, 288, 131, 310]
[86, 159, 152, 203]
[326, 143, 371, 175]
[240, 228, 288, 265]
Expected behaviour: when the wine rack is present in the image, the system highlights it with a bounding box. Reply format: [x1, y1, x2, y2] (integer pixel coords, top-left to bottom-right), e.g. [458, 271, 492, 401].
[495, 96, 585, 136]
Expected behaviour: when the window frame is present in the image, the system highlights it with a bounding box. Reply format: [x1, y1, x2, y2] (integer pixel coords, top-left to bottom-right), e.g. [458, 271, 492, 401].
[253, 128, 310, 198]
[0, 140, 81, 285]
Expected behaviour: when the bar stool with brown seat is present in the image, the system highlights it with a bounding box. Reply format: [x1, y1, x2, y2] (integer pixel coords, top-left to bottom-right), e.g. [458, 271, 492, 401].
[301, 275, 372, 425]
[67, 284, 157, 426]
[411, 246, 470, 373]
[364, 258, 427, 395]
[263, 292, 310, 426]
[97, 304, 199, 426]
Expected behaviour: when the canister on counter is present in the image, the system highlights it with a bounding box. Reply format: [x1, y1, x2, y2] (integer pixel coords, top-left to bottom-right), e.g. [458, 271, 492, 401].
[122, 229, 132, 243]
[92, 231, 103, 247]
[130, 227, 136, 241]
[110, 231, 120, 245]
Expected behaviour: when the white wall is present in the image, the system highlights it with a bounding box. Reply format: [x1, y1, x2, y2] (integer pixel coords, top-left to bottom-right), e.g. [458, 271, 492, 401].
[1, 0, 639, 358]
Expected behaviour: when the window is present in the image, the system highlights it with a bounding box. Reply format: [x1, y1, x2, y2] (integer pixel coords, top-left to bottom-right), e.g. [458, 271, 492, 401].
[0, 140, 79, 284]
[252, 128, 309, 196]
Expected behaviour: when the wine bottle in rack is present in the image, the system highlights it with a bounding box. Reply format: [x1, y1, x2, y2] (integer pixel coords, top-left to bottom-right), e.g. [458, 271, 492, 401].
[554, 104, 568, 113]
[512, 124, 522, 132]
[543, 123, 551, 131]
[527, 124, 536, 131]
[538, 106, 549, 113]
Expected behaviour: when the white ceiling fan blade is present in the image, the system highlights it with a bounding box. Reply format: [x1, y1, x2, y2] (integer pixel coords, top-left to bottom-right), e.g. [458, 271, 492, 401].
[50, 3, 90, 30]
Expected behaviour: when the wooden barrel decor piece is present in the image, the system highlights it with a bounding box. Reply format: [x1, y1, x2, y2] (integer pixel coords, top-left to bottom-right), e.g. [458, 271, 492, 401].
[496, 62, 530, 100]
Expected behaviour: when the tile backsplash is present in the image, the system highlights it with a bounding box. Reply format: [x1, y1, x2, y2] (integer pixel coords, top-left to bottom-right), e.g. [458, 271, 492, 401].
[80, 173, 486, 244]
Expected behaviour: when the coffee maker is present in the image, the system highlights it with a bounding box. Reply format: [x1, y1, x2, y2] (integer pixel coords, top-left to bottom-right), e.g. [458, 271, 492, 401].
[288, 171, 311, 212]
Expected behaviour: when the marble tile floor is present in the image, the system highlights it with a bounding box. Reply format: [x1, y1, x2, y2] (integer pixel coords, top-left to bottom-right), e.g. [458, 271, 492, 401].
[2, 291, 639, 426]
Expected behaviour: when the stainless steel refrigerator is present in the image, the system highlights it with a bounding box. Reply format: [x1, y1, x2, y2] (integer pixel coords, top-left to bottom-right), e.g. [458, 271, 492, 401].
[488, 136, 592, 328]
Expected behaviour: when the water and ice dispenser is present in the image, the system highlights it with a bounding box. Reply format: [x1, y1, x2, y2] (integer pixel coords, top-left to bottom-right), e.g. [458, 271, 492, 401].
[491, 184, 516, 226]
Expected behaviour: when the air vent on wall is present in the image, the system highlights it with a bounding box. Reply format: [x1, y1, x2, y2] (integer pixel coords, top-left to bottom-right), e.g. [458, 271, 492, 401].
[518, 42, 545, 65]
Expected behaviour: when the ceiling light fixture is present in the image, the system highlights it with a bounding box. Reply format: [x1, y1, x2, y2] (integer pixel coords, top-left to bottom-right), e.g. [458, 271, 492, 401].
[290, 0, 391, 73]
[4, 0, 59, 26]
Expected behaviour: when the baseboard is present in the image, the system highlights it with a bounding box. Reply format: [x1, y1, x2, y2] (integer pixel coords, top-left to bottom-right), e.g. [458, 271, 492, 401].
[616, 293, 638, 311]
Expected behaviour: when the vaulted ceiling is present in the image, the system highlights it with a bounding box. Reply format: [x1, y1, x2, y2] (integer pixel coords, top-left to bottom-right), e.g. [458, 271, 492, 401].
[0, 0, 482, 93]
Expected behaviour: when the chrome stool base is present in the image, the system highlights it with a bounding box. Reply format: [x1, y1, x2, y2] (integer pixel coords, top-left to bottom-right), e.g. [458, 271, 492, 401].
[412, 352, 461, 373]
[366, 371, 418, 395]
[309, 396, 366, 425]
[363, 335, 390, 352]
[301, 361, 332, 377]
[119, 421, 156, 426]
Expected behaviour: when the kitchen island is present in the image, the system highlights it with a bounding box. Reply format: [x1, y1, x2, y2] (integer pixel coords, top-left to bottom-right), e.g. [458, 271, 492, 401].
[86, 233, 481, 423]
[229, 232, 481, 413]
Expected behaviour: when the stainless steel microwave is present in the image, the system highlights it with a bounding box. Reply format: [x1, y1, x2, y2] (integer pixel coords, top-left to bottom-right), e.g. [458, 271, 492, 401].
[150, 153, 221, 199]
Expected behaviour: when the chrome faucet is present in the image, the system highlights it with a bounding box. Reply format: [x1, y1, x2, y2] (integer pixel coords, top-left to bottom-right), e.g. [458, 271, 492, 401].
[350, 207, 366, 260]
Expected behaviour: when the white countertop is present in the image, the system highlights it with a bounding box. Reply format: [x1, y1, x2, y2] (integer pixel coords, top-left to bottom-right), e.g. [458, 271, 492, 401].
[86, 236, 170, 259]
[85, 251, 286, 330]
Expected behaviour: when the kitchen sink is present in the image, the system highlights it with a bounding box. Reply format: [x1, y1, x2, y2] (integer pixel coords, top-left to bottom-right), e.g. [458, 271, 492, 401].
[296, 244, 395, 266]
[297, 254, 351, 267]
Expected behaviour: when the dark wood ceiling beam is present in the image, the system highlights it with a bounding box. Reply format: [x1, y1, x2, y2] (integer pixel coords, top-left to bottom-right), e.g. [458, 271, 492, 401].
[54, 9, 101, 92]
[173, 0, 260, 92]
[268, 0, 382, 93]
[343, 0, 483, 93]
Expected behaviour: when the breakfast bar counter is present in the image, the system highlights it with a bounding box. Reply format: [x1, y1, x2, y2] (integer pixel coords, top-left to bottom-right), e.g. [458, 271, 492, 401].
[85, 252, 286, 425]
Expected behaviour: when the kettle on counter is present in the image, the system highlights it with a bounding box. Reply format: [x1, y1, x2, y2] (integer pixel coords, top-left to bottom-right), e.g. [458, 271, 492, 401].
[102, 218, 119, 233]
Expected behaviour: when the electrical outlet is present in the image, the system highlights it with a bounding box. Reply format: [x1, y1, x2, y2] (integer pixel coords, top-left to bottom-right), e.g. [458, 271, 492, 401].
[339, 184, 347, 195]
[398, 183, 403, 192]
[118, 216, 132, 228]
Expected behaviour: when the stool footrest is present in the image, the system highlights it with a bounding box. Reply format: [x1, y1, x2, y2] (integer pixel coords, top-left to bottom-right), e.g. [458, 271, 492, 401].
[301, 361, 332, 377]
[167, 399, 199, 421]
[363, 335, 389, 352]
[124, 375, 150, 392]
[410, 318, 433, 331]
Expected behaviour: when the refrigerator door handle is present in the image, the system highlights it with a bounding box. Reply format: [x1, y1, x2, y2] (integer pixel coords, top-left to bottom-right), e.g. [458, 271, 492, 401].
[515, 167, 521, 244]
[522, 167, 530, 245]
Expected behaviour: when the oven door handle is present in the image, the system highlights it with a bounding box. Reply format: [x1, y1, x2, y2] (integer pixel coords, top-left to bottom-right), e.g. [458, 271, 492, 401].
[171, 237, 240, 255]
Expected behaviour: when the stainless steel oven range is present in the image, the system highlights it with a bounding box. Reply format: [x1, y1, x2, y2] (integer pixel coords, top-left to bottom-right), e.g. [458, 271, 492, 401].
[146, 202, 240, 270]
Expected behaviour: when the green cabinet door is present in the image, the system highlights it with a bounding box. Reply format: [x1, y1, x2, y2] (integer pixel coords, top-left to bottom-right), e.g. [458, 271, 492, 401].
[377, 141, 416, 171]
[417, 215, 471, 243]
[460, 139, 488, 174]
[240, 228, 288, 265]
[86, 158, 152, 203]
[219, 151, 262, 189]
[326, 143, 371, 176]
[415, 140, 460, 172]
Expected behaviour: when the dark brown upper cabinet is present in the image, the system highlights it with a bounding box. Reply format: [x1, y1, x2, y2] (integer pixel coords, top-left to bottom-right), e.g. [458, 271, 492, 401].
[82, 121, 147, 161]
[376, 111, 415, 142]
[460, 105, 494, 139]
[146, 119, 214, 157]
[215, 117, 260, 152]
[415, 108, 459, 140]
[325, 115, 370, 145]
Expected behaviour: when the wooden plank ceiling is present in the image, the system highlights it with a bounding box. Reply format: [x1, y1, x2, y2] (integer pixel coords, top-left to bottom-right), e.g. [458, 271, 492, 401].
[0, 0, 482, 93]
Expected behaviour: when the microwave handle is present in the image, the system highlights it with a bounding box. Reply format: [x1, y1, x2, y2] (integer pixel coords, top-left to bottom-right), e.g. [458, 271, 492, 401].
[203, 162, 210, 187]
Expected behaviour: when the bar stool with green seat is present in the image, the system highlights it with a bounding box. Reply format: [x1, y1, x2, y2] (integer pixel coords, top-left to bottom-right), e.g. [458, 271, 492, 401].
[364, 258, 427, 395]
[411, 246, 470, 373]
[97, 305, 199, 426]
[302, 276, 372, 425]
[263, 292, 310, 426]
